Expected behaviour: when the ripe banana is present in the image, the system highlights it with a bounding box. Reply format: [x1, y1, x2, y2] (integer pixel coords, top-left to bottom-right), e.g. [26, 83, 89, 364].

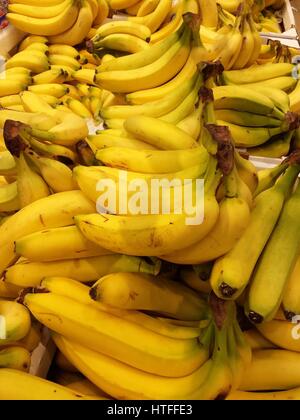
[0, 369, 101, 400]
[5, 254, 160, 287]
[0, 182, 20, 213]
[48, 0, 94, 46]
[75, 158, 221, 256]
[0, 300, 31, 345]
[240, 350, 300, 391]
[222, 63, 294, 85]
[93, 21, 151, 40]
[15, 225, 112, 262]
[90, 272, 208, 321]
[123, 115, 198, 150]
[162, 171, 251, 264]
[7, 1, 80, 36]
[210, 165, 300, 300]
[0, 190, 95, 276]
[0, 347, 31, 372]
[40, 276, 201, 340]
[257, 320, 300, 352]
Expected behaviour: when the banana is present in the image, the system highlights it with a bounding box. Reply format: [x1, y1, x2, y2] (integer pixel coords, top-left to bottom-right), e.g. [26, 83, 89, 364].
[90, 272, 208, 321]
[227, 388, 300, 400]
[98, 25, 182, 73]
[213, 85, 284, 120]
[19, 92, 89, 146]
[33, 68, 68, 85]
[123, 115, 198, 150]
[235, 152, 258, 194]
[89, 96, 103, 121]
[0, 369, 101, 400]
[19, 36, 48, 51]
[222, 63, 294, 85]
[24, 42, 49, 53]
[40, 276, 201, 340]
[232, 17, 254, 70]
[7, 1, 80, 36]
[246, 181, 300, 324]
[126, 52, 197, 105]
[240, 350, 300, 392]
[18, 322, 42, 353]
[15, 225, 112, 262]
[0, 347, 31, 372]
[108, 0, 141, 9]
[73, 68, 96, 85]
[0, 190, 95, 276]
[243, 329, 277, 350]
[244, 77, 297, 93]
[257, 319, 300, 352]
[95, 27, 191, 92]
[24, 291, 208, 377]
[26, 153, 76, 193]
[0, 300, 31, 345]
[14, 153, 51, 209]
[210, 165, 300, 300]
[5, 254, 160, 287]
[73, 163, 207, 204]
[29, 84, 70, 99]
[23, 133, 77, 164]
[93, 0, 109, 25]
[176, 102, 203, 140]
[101, 73, 198, 120]
[0, 151, 17, 176]
[88, 133, 157, 150]
[0, 79, 27, 97]
[48, 45, 80, 59]
[95, 144, 209, 173]
[53, 334, 211, 399]
[65, 98, 93, 119]
[215, 110, 282, 128]
[217, 120, 284, 148]
[162, 170, 251, 264]
[149, 0, 184, 44]
[75, 158, 221, 256]
[128, 0, 173, 33]
[49, 54, 81, 71]
[255, 161, 289, 197]
[94, 34, 150, 53]
[0, 181, 20, 213]
[250, 131, 294, 159]
[160, 75, 203, 124]
[5, 50, 50, 74]
[48, 0, 94, 46]
[283, 255, 300, 320]
[0, 280, 22, 299]
[93, 21, 151, 40]
[53, 370, 107, 397]
[9, 0, 74, 18]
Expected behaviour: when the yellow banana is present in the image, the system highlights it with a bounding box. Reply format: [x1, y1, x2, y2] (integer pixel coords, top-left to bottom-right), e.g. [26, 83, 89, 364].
[0, 300, 31, 345]
[257, 320, 300, 353]
[40, 276, 202, 340]
[0, 369, 101, 400]
[15, 225, 112, 262]
[0, 347, 31, 372]
[5, 254, 160, 287]
[90, 272, 208, 321]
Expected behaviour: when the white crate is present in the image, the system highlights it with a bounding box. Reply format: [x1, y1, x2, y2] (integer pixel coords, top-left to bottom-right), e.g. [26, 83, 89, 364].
[260, 0, 299, 47]
[0, 24, 25, 57]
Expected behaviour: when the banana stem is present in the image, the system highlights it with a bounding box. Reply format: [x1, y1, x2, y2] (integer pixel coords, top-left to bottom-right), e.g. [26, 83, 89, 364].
[274, 164, 300, 198]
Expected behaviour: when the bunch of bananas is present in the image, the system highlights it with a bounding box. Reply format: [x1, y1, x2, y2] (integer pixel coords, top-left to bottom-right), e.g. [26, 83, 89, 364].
[7, 0, 108, 46]
[209, 151, 300, 324]
[0, 298, 40, 373]
[12, 278, 249, 400]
